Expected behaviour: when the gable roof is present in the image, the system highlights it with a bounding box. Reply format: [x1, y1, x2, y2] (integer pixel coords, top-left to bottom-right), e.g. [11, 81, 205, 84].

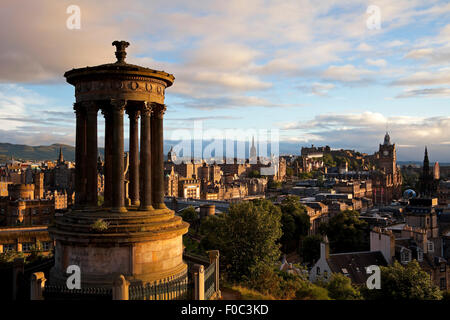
[327, 251, 388, 284]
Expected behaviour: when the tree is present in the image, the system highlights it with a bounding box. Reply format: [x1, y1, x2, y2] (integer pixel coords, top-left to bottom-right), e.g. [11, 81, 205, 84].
[319, 210, 368, 253]
[279, 196, 310, 252]
[200, 199, 282, 282]
[180, 206, 198, 224]
[362, 260, 442, 300]
[286, 167, 294, 177]
[300, 235, 322, 264]
[248, 170, 261, 178]
[322, 273, 362, 300]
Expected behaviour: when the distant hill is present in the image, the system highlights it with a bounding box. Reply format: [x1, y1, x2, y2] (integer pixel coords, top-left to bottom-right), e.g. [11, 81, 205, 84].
[0, 143, 104, 162]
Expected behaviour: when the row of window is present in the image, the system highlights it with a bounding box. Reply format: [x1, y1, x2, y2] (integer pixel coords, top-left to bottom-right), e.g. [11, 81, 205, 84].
[1, 241, 52, 253]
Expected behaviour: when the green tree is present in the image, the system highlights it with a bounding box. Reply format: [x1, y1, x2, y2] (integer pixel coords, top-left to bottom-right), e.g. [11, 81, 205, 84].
[319, 210, 368, 253]
[322, 273, 362, 300]
[247, 170, 261, 178]
[279, 196, 310, 252]
[200, 199, 282, 281]
[286, 167, 294, 177]
[300, 235, 322, 264]
[363, 260, 442, 300]
[180, 206, 198, 224]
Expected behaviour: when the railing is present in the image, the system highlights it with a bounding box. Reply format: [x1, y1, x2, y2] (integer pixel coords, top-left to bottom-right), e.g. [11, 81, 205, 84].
[204, 261, 216, 300]
[128, 272, 193, 300]
[43, 284, 112, 300]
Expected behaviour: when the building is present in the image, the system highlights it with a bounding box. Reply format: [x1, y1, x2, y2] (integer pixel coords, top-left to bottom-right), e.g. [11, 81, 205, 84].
[178, 178, 201, 199]
[309, 237, 388, 284]
[0, 226, 54, 256]
[419, 147, 439, 197]
[372, 133, 402, 205]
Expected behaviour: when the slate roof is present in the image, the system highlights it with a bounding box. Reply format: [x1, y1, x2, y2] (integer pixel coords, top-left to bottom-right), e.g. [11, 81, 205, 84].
[327, 251, 388, 284]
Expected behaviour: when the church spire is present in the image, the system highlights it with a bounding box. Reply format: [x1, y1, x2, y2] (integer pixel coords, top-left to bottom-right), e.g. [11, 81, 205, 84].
[58, 146, 64, 164]
[423, 146, 430, 176]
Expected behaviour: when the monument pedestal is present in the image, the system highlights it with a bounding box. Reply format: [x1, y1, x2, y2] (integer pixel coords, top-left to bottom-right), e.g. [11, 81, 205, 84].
[49, 207, 188, 287]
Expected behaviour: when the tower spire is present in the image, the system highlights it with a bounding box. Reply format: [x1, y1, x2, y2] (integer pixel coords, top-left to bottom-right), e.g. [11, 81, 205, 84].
[58, 146, 64, 164]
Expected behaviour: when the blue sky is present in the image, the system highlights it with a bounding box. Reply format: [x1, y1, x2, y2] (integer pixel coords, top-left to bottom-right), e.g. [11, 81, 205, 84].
[0, 0, 449, 161]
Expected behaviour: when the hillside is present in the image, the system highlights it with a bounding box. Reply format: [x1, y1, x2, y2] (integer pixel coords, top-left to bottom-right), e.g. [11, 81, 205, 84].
[0, 143, 104, 162]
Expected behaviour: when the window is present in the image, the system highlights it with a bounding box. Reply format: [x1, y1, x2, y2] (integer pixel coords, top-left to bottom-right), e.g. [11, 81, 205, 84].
[440, 264, 446, 273]
[401, 249, 411, 263]
[323, 271, 328, 279]
[42, 241, 51, 251]
[440, 278, 446, 290]
[3, 244, 16, 252]
[22, 243, 34, 252]
[428, 241, 434, 253]
[316, 267, 321, 275]
[417, 249, 423, 262]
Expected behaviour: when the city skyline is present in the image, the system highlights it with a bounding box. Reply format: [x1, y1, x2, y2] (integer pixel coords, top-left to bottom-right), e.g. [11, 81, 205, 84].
[0, 0, 449, 161]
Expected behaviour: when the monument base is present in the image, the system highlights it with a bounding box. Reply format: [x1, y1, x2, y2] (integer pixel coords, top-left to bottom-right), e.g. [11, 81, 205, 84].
[48, 207, 189, 287]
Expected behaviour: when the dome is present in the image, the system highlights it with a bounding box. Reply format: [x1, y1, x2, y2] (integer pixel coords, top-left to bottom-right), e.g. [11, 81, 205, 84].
[403, 189, 417, 199]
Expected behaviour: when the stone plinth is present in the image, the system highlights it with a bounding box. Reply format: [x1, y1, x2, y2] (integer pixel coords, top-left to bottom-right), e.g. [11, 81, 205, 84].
[49, 208, 188, 287]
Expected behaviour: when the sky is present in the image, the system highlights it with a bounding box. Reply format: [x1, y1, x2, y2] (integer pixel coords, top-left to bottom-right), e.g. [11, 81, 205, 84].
[0, 0, 449, 162]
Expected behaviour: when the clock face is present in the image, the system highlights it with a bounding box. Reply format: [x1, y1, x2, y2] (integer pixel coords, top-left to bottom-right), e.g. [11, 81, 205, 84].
[383, 150, 389, 156]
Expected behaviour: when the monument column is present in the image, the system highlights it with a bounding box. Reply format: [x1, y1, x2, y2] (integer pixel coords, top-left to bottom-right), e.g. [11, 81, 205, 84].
[139, 102, 153, 210]
[127, 106, 140, 207]
[111, 99, 127, 213]
[102, 108, 113, 208]
[74, 103, 87, 208]
[151, 103, 167, 209]
[85, 102, 98, 209]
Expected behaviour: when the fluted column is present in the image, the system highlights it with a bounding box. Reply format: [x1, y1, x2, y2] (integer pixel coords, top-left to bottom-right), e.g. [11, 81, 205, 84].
[127, 106, 140, 207]
[151, 103, 167, 209]
[139, 102, 153, 210]
[74, 103, 87, 208]
[85, 102, 98, 209]
[101, 108, 113, 208]
[111, 99, 127, 213]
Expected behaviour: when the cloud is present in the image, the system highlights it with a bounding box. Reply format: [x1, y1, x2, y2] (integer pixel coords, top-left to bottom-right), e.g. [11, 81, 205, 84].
[280, 111, 450, 161]
[366, 58, 387, 68]
[391, 70, 450, 86]
[396, 87, 450, 98]
[322, 64, 374, 82]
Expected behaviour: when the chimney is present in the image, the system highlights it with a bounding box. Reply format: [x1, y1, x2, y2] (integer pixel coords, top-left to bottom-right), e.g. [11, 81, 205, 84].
[320, 236, 330, 260]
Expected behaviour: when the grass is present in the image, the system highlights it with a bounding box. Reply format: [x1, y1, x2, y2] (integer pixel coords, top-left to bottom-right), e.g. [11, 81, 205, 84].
[221, 284, 275, 300]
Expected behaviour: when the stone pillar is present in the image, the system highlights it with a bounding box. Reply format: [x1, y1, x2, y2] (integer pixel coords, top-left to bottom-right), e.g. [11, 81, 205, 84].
[111, 99, 127, 213]
[85, 102, 98, 209]
[139, 102, 153, 210]
[151, 103, 167, 209]
[127, 107, 140, 207]
[74, 103, 87, 207]
[192, 264, 204, 300]
[112, 274, 129, 300]
[30, 272, 46, 300]
[12, 257, 24, 300]
[102, 108, 113, 208]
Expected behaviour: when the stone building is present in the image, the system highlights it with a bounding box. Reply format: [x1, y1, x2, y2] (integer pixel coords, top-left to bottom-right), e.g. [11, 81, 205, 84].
[0, 226, 53, 256]
[372, 133, 402, 205]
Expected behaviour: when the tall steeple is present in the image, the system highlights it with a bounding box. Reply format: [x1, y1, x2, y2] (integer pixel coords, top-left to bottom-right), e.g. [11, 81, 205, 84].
[423, 146, 430, 177]
[58, 146, 64, 164]
[250, 135, 257, 162]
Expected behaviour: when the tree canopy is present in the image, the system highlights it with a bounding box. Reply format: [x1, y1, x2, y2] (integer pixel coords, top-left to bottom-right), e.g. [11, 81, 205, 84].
[319, 210, 369, 253]
[362, 260, 442, 300]
[200, 199, 282, 281]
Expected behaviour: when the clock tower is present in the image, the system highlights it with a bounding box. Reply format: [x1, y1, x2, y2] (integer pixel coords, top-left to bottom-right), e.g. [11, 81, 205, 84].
[378, 132, 396, 175]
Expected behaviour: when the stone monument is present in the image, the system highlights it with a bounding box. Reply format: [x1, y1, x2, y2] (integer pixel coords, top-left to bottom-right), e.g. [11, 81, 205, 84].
[49, 41, 189, 288]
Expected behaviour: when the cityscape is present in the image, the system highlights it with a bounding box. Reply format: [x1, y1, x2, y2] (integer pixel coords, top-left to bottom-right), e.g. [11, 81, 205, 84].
[0, 0, 449, 310]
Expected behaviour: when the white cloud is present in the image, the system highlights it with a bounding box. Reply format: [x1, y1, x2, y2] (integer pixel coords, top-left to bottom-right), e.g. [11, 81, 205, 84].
[366, 58, 387, 68]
